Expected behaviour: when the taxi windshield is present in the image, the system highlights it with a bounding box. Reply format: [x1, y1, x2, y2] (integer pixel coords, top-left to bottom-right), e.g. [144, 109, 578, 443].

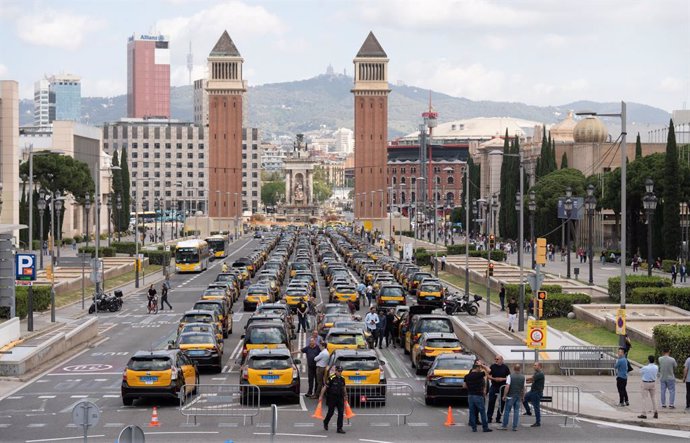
[181, 325, 212, 334]
[337, 356, 379, 371]
[178, 334, 214, 345]
[128, 357, 172, 371]
[249, 356, 291, 370]
[182, 314, 213, 323]
[246, 327, 286, 344]
[426, 338, 460, 348]
[419, 319, 453, 333]
[435, 359, 474, 370]
[328, 334, 358, 345]
[194, 304, 222, 315]
[380, 287, 404, 297]
[420, 283, 442, 292]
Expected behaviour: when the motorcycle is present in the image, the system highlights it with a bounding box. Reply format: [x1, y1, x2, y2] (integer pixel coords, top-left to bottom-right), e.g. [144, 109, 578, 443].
[88, 290, 123, 314]
[443, 292, 481, 316]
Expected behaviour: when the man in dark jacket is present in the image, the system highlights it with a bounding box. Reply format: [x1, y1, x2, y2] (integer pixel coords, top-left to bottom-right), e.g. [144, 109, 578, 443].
[320, 366, 348, 434]
[384, 309, 395, 348]
[301, 337, 321, 398]
[375, 310, 386, 349]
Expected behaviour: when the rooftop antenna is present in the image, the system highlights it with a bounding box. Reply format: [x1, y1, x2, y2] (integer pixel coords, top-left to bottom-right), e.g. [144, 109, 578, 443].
[187, 41, 193, 86]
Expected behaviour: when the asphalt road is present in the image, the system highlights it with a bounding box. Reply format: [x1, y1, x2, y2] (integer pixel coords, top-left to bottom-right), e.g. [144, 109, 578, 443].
[0, 235, 688, 443]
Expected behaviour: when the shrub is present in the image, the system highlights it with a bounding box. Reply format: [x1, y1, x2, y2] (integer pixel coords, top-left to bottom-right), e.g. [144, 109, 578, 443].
[661, 260, 677, 273]
[629, 287, 690, 311]
[112, 242, 138, 255]
[78, 246, 116, 258]
[446, 244, 477, 255]
[73, 235, 84, 243]
[62, 238, 74, 245]
[469, 250, 507, 262]
[608, 275, 672, 302]
[541, 293, 591, 318]
[15, 286, 52, 318]
[143, 250, 171, 266]
[653, 324, 690, 378]
[414, 250, 431, 266]
[394, 230, 414, 237]
[505, 284, 563, 300]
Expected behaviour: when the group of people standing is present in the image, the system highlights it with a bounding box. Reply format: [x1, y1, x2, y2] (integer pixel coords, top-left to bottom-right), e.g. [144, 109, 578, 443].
[364, 306, 396, 348]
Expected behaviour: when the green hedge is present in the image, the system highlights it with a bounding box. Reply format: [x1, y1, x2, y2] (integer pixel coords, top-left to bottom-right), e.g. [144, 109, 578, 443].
[608, 275, 672, 302]
[469, 250, 507, 262]
[653, 324, 690, 378]
[394, 230, 414, 237]
[14, 286, 52, 318]
[661, 260, 677, 273]
[415, 251, 431, 266]
[505, 284, 563, 300]
[112, 242, 139, 255]
[629, 287, 690, 311]
[446, 244, 477, 255]
[542, 293, 591, 318]
[62, 238, 74, 245]
[78, 246, 116, 258]
[144, 250, 171, 266]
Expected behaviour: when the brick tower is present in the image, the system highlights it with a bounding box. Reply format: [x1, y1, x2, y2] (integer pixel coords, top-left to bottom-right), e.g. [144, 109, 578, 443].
[352, 31, 389, 219]
[206, 30, 245, 218]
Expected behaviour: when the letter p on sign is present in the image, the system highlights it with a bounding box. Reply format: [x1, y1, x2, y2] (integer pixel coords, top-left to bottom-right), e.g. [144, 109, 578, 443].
[16, 254, 36, 281]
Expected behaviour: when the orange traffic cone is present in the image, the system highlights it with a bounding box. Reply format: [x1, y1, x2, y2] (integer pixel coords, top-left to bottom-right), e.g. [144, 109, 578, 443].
[149, 406, 161, 427]
[344, 400, 356, 419]
[311, 399, 324, 419]
[444, 406, 455, 427]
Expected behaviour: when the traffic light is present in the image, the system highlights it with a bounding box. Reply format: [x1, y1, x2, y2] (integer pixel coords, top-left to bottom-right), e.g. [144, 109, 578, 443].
[536, 237, 547, 265]
[489, 234, 496, 249]
[537, 299, 544, 318]
[537, 290, 548, 300]
[488, 263, 494, 276]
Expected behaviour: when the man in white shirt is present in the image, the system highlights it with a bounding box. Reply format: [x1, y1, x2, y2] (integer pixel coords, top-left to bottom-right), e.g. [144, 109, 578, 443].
[365, 307, 380, 345]
[314, 344, 330, 399]
[638, 355, 659, 419]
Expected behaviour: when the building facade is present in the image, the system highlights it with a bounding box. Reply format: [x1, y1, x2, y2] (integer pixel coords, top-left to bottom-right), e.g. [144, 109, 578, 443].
[34, 74, 81, 127]
[206, 31, 245, 218]
[352, 32, 389, 219]
[193, 78, 208, 127]
[127, 34, 170, 119]
[33, 79, 50, 127]
[0, 81, 20, 228]
[242, 128, 261, 214]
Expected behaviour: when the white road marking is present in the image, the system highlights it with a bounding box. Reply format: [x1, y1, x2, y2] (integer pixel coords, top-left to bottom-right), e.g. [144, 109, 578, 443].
[7, 396, 23, 400]
[102, 394, 120, 398]
[254, 433, 326, 439]
[576, 417, 690, 438]
[26, 423, 46, 427]
[407, 422, 429, 426]
[145, 431, 220, 435]
[360, 439, 394, 443]
[299, 393, 308, 411]
[94, 379, 108, 382]
[0, 424, 10, 428]
[293, 422, 315, 427]
[37, 396, 55, 399]
[104, 423, 125, 427]
[218, 422, 239, 427]
[370, 422, 391, 427]
[69, 395, 88, 398]
[26, 436, 106, 443]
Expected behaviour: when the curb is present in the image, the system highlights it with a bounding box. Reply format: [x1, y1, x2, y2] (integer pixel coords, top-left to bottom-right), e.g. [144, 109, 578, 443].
[574, 410, 690, 431]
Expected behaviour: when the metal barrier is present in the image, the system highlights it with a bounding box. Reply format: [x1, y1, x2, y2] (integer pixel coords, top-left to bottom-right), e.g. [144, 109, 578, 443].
[345, 383, 414, 425]
[179, 384, 261, 425]
[558, 346, 617, 376]
[499, 384, 580, 426]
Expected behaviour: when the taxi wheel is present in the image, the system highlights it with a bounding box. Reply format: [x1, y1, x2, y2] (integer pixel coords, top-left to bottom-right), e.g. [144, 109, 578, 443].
[411, 359, 416, 369]
[122, 396, 133, 406]
[424, 396, 433, 406]
[223, 330, 228, 339]
[193, 375, 200, 394]
[415, 365, 425, 376]
[403, 345, 409, 355]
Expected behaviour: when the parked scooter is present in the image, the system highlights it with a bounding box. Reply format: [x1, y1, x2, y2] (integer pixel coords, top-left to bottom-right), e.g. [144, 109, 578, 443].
[443, 292, 481, 316]
[88, 290, 123, 314]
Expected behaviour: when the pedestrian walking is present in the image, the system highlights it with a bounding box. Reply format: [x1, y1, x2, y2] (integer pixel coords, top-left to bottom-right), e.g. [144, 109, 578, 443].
[507, 297, 518, 332]
[638, 355, 659, 419]
[301, 338, 321, 398]
[296, 299, 309, 333]
[441, 255, 446, 271]
[614, 347, 630, 406]
[365, 307, 379, 345]
[623, 334, 633, 359]
[500, 364, 525, 431]
[487, 354, 510, 423]
[384, 309, 395, 348]
[523, 362, 545, 426]
[683, 357, 690, 412]
[160, 280, 172, 310]
[319, 366, 348, 434]
[658, 348, 678, 408]
[681, 262, 688, 283]
[375, 309, 386, 349]
[499, 284, 506, 311]
[671, 263, 678, 284]
[314, 343, 329, 397]
[366, 284, 374, 306]
[463, 360, 493, 433]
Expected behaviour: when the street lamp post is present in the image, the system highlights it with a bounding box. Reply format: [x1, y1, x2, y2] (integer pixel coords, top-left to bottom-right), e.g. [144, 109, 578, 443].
[433, 179, 439, 276]
[585, 185, 597, 285]
[226, 191, 231, 236]
[106, 195, 112, 247]
[577, 102, 627, 348]
[464, 164, 471, 298]
[388, 186, 394, 256]
[37, 189, 46, 270]
[643, 178, 658, 277]
[515, 191, 526, 331]
[50, 191, 63, 322]
[564, 187, 573, 279]
[486, 194, 497, 315]
[116, 194, 122, 243]
[82, 193, 91, 310]
[234, 192, 240, 240]
[55, 192, 63, 267]
[528, 190, 537, 269]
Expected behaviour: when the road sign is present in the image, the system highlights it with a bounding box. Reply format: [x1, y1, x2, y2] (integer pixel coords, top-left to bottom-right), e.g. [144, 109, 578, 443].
[362, 220, 373, 232]
[72, 400, 100, 427]
[526, 272, 545, 293]
[118, 425, 146, 443]
[537, 290, 548, 300]
[616, 308, 626, 335]
[90, 258, 103, 284]
[15, 253, 36, 281]
[526, 320, 547, 349]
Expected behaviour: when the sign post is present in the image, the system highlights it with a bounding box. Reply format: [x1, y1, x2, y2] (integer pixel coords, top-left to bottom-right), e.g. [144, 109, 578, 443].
[118, 425, 146, 443]
[16, 254, 36, 330]
[526, 319, 547, 362]
[72, 400, 100, 443]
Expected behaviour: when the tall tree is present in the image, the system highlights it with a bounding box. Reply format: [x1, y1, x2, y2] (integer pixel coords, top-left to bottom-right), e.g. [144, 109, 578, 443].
[635, 133, 642, 159]
[561, 152, 569, 169]
[110, 150, 124, 232]
[120, 147, 132, 229]
[498, 130, 510, 236]
[662, 120, 681, 259]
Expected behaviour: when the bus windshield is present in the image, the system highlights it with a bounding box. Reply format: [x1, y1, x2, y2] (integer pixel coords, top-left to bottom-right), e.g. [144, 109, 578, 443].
[206, 239, 226, 252]
[176, 247, 199, 264]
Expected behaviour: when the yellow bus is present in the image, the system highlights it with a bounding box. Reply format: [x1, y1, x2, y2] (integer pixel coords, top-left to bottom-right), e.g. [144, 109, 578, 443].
[205, 234, 230, 259]
[175, 239, 211, 273]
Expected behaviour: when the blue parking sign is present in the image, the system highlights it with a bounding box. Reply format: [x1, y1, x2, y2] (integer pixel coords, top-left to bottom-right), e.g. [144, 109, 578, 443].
[16, 254, 36, 281]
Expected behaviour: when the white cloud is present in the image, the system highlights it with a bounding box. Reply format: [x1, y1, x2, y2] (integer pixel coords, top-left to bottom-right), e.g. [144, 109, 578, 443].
[401, 60, 508, 101]
[542, 33, 567, 48]
[484, 35, 508, 51]
[562, 78, 589, 92]
[16, 10, 105, 50]
[659, 77, 684, 93]
[0, 64, 7, 77]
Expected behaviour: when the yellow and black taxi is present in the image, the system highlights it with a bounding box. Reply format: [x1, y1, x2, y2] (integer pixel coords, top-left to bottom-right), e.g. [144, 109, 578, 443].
[404, 314, 454, 356]
[201, 287, 233, 311]
[172, 331, 223, 372]
[424, 353, 476, 405]
[333, 320, 372, 346]
[325, 327, 368, 354]
[215, 272, 243, 293]
[240, 348, 301, 404]
[292, 271, 316, 290]
[319, 313, 352, 338]
[416, 279, 446, 306]
[178, 321, 221, 340]
[329, 283, 358, 307]
[407, 271, 433, 295]
[283, 286, 309, 308]
[193, 299, 232, 337]
[290, 261, 311, 278]
[178, 310, 223, 343]
[243, 284, 272, 311]
[411, 332, 463, 375]
[376, 284, 406, 308]
[121, 349, 198, 406]
[325, 349, 386, 406]
[233, 257, 255, 277]
[240, 322, 290, 362]
[207, 281, 237, 304]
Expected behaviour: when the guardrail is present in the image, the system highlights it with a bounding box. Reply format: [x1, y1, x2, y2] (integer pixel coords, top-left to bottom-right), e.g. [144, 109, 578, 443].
[179, 384, 261, 425]
[558, 346, 617, 376]
[345, 382, 414, 425]
[500, 384, 580, 426]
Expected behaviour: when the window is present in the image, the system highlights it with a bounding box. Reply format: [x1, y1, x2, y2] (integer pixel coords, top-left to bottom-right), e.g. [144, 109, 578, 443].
[165, 191, 171, 197]
[188, 143, 193, 150]
[177, 143, 182, 150]
[411, 167, 416, 173]
[198, 143, 204, 150]
[242, 172, 247, 178]
[154, 172, 160, 178]
[447, 176, 454, 184]
[434, 166, 440, 173]
[187, 162, 193, 168]
[154, 152, 160, 159]
[165, 152, 171, 159]
[154, 162, 160, 168]
[187, 153, 194, 159]
[242, 154, 247, 160]
[165, 162, 171, 168]
[177, 172, 183, 178]
[143, 172, 149, 178]
[165, 181, 171, 187]
[165, 172, 171, 177]
[436, 176, 441, 185]
[411, 177, 416, 185]
[198, 172, 204, 178]
[165, 143, 171, 150]
[132, 152, 138, 159]
[198, 162, 204, 168]
[143, 162, 149, 168]
[252, 163, 258, 168]
[132, 161, 138, 168]
[176, 152, 182, 159]
[143, 143, 149, 150]
[392, 176, 397, 185]
[187, 181, 193, 187]
[143, 152, 149, 159]
[154, 181, 160, 187]
[401, 167, 406, 174]
[401, 177, 406, 184]
[252, 153, 258, 159]
[187, 172, 194, 177]
[252, 172, 258, 178]
[198, 181, 204, 187]
[176, 162, 182, 168]
[198, 153, 204, 159]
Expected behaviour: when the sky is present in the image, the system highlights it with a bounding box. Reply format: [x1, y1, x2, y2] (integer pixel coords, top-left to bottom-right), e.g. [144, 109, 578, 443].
[1, 0, 689, 112]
